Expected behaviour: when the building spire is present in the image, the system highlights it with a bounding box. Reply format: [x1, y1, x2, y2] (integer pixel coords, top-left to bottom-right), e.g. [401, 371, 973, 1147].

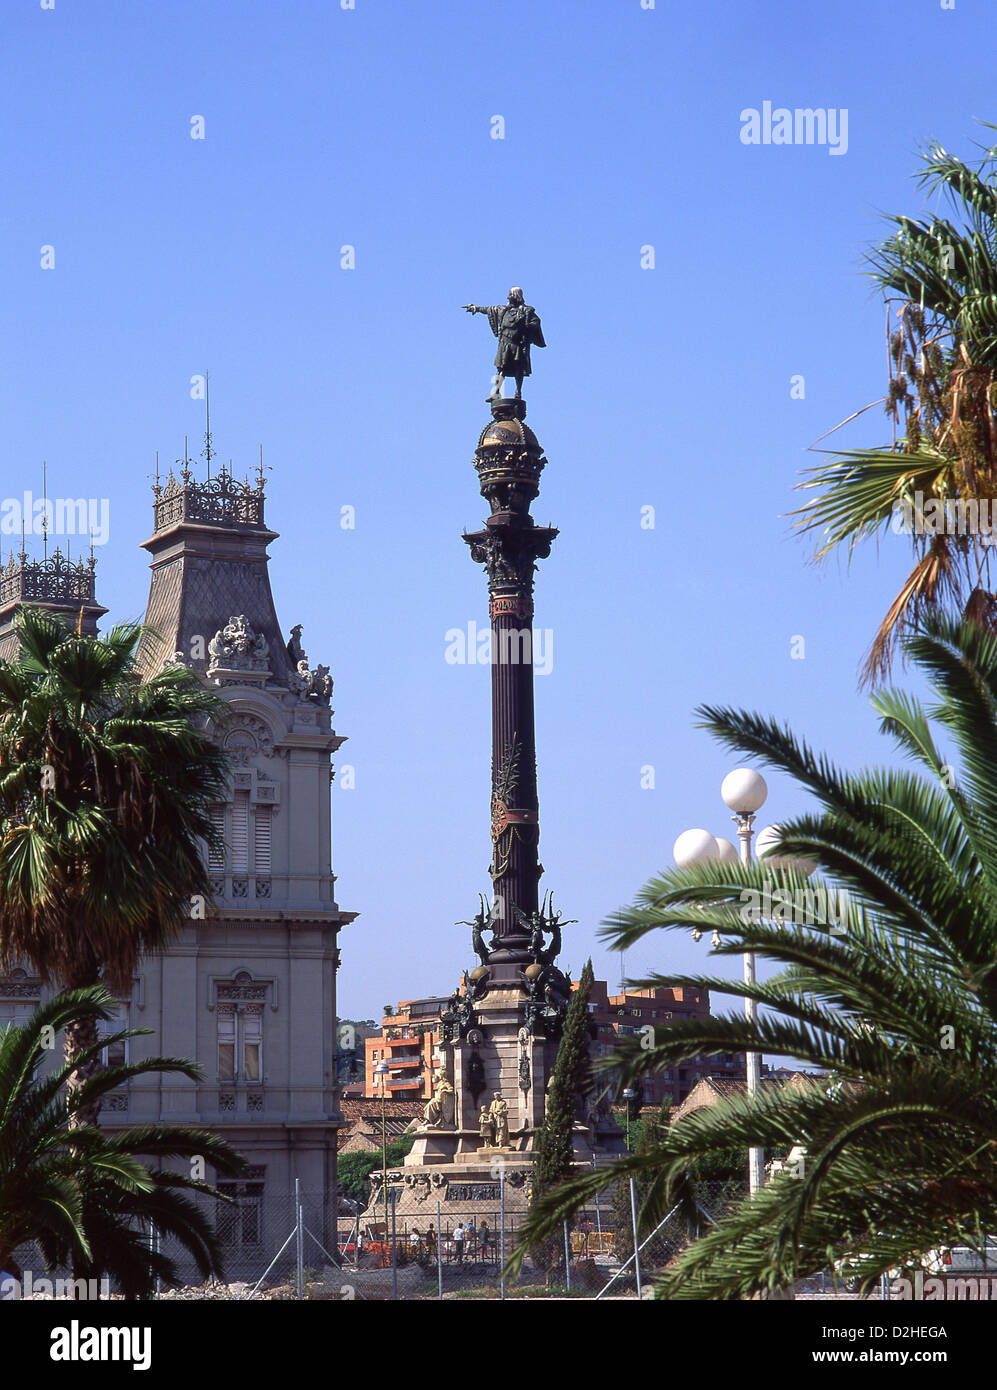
[41, 460, 48, 562]
[204, 369, 213, 479]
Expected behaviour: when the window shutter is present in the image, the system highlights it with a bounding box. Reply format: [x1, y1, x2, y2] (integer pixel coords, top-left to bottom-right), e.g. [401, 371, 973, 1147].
[231, 791, 250, 873]
[217, 1007, 236, 1080]
[208, 805, 226, 871]
[254, 807, 272, 874]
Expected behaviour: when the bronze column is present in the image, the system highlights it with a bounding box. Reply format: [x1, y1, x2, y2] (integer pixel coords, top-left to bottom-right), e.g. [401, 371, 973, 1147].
[463, 398, 557, 982]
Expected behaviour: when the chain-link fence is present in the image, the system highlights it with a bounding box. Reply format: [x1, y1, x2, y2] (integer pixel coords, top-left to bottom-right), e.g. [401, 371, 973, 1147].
[6, 1178, 897, 1300]
[330, 1179, 750, 1301]
[9, 1186, 339, 1299]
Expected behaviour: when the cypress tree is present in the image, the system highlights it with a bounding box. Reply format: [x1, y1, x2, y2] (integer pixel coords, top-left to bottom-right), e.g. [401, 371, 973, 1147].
[531, 958, 595, 1270]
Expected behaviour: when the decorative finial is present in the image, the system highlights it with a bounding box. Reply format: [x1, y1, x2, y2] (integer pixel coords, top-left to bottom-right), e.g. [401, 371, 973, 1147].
[154, 449, 160, 497]
[204, 369, 213, 478]
[181, 436, 190, 484]
[19, 518, 26, 564]
[41, 460, 48, 562]
[257, 444, 265, 490]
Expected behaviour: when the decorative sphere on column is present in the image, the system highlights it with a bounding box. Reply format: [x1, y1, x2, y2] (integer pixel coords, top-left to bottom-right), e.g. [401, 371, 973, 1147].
[673, 828, 720, 868]
[721, 768, 768, 814]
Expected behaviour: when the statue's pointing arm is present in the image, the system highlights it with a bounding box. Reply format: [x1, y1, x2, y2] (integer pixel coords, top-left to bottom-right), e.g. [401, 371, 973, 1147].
[464, 303, 502, 337]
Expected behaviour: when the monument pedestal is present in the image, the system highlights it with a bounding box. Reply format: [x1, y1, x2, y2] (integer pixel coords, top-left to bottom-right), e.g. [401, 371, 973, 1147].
[360, 978, 624, 1232]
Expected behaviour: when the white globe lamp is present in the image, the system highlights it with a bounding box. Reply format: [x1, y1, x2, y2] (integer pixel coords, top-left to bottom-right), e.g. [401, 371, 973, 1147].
[714, 837, 739, 864]
[721, 768, 768, 814]
[755, 824, 790, 868]
[673, 828, 720, 868]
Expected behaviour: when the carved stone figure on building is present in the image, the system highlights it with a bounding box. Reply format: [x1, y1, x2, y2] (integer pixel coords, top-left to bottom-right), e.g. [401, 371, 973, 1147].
[466, 1049, 486, 1107]
[518, 894, 575, 968]
[489, 1093, 509, 1148]
[479, 1106, 494, 1146]
[423, 1074, 456, 1129]
[519, 1048, 531, 1095]
[206, 614, 271, 676]
[287, 624, 306, 667]
[313, 664, 333, 702]
[440, 988, 475, 1045]
[457, 895, 494, 967]
[287, 649, 334, 705]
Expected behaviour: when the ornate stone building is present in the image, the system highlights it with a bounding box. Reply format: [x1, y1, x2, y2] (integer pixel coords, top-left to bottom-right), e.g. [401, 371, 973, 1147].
[0, 547, 108, 1041]
[0, 545, 106, 659]
[126, 463, 355, 1262]
[2, 461, 356, 1273]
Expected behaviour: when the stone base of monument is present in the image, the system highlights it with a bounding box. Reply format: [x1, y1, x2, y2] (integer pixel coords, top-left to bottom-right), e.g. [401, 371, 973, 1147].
[359, 1123, 622, 1232]
[360, 975, 626, 1237]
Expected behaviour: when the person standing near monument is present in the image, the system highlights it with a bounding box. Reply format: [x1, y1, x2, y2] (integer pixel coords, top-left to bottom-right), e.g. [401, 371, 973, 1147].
[453, 1221, 466, 1264]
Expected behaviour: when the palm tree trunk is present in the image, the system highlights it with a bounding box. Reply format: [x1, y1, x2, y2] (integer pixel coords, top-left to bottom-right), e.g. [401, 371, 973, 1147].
[62, 969, 103, 1281]
[63, 967, 103, 1130]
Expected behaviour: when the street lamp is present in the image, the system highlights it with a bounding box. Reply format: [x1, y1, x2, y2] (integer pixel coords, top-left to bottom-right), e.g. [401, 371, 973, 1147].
[675, 768, 812, 1196]
[375, 1059, 391, 1243]
[622, 1087, 636, 1149]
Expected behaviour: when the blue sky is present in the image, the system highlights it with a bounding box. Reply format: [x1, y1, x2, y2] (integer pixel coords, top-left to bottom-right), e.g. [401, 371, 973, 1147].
[0, 0, 989, 1020]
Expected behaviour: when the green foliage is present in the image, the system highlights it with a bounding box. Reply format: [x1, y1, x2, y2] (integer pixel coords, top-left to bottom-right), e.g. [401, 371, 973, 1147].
[0, 608, 231, 1120]
[529, 960, 594, 1270]
[0, 607, 231, 992]
[0, 986, 245, 1296]
[686, 1147, 749, 1183]
[612, 1102, 674, 1266]
[510, 616, 997, 1297]
[337, 1134, 414, 1206]
[792, 129, 997, 685]
[534, 960, 594, 1196]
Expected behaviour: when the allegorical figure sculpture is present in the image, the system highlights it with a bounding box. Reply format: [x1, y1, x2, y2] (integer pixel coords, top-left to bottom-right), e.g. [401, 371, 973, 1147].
[464, 287, 545, 399]
[489, 1092, 510, 1148]
[423, 1074, 456, 1129]
[479, 1105, 494, 1146]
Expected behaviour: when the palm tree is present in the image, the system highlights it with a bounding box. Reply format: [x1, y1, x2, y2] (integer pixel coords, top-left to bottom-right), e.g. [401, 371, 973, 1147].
[794, 129, 997, 685]
[0, 608, 229, 1121]
[510, 615, 997, 1298]
[0, 985, 245, 1295]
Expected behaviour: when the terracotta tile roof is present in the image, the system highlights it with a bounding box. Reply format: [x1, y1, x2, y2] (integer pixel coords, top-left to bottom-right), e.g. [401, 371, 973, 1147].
[337, 1096, 425, 1150]
[339, 1098, 423, 1123]
[672, 1071, 830, 1122]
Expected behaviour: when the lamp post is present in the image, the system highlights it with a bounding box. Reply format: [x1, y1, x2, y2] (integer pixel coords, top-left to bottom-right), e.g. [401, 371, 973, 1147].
[674, 768, 812, 1196]
[622, 1087, 636, 1150]
[375, 1059, 391, 1242]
